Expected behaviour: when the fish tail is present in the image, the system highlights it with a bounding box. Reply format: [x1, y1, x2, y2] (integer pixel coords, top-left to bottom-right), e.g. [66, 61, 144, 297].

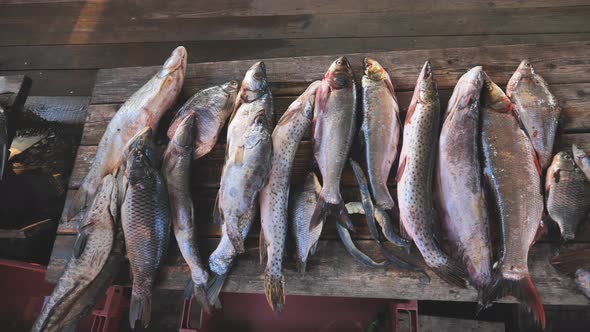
[296, 258, 307, 274]
[430, 256, 468, 288]
[480, 272, 545, 329]
[374, 207, 411, 248]
[309, 193, 329, 231]
[377, 242, 422, 272]
[264, 273, 285, 313]
[183, 280, 212, 314]
[129, 292, 152, 329]
[336, 222, 387, 268]
[206, 273, 227, 309]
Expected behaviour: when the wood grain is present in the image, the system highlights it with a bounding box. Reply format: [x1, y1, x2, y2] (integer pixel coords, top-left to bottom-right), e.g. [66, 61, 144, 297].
[0, 70, 96, 96]
[44, 235, 590, 306]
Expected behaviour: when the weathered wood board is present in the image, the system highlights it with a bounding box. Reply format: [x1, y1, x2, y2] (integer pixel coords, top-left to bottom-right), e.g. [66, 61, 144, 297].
[48, 42, 590, 305]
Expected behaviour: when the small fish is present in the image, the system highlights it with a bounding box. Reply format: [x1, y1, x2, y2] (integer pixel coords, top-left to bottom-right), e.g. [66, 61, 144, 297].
[290, 172, 324, 273]
[361, 57, 400, 211]
[396, 61, 466, 288]
[572, 144, 590, 181]
[31, 174, 119, 332]
[435, 66, 492, 290]
[507, 60, 560, 170]
[167, 80, 239, 159]
[119, 128, 171, 329]
[480, 75, 545, 328]
[208, 61, 274, 305]
[66, 46, 186, 222]
[545, 151, 590, 241]
[550, 248, 590, 300]
[310, 56, 357, 231]
[259, 81, 320, 312]
[163, 113, 210, 312]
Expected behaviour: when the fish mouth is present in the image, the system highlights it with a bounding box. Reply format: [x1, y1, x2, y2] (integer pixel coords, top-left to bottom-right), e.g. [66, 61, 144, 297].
[419, 60, 433, 80]
[158, 46, 187, 78]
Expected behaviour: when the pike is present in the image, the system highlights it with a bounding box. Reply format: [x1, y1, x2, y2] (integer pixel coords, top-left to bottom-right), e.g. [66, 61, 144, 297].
[480, 75, 545, 329]
[66, 47, 186, 222]
[396, 61, 466, 288]
[435, 66, 492, 290]
[259, 81, 320, 312]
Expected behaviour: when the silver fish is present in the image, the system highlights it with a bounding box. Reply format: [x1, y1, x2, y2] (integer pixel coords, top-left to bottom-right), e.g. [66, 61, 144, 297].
[573, 144, 590, 181]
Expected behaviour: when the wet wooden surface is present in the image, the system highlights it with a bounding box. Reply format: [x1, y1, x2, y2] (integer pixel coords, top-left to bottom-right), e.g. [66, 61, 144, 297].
[46, 42, 590, 305]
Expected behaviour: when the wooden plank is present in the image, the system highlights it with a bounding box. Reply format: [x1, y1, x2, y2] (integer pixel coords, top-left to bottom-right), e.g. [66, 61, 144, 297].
[0, 75, 31, 111]
[44, 235, 590, 306]
[23, 96, 89, 125]
[2, 34, 590, 71]
[90, 42, 590, 104]
[2, 6, 590, 45]
[0, 70, 96, 96]
[418, 316, 504, 332]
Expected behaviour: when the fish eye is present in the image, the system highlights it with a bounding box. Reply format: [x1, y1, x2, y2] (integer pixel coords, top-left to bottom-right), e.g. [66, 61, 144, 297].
[254, 72, 263, 80]
[336, 60, 343, 66]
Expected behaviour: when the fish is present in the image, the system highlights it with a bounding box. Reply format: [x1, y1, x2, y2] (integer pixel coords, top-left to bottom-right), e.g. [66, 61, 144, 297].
[480, 75, 545, 328]
[550, 248, 590, 300]
[167, 80, 239, 159]
[290, 172, 324, 273]
[573, 144, 590, 181]
[361, 57, 400, 211]
[207, 61, 274, 305]
[0, 106, 8, 180]
[309, 56, 357, 231]
[66, 46, 186, 222]
[396, 61, 466, 288]
[119, 127, 171, 329]
[31, 174, 119, 332]
[259, 80, 320, 312]
[507, 60, 560, 170]
[162, 113, 210, 313]
[545, 151, 590, 241]
[435, 66, 492, 290]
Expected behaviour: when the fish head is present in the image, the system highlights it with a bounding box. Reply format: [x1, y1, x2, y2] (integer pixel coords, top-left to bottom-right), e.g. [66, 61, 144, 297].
[552, 151, 576, 171]
[171, 112, 195, 149]
[223, 80, 240, 98]
[446, 66, 484, 113]
[572, 144, 587, 162]
[238, 61, 269, 103]
[482, 73, 513, 113]
[506, 59, 535, 95]
[363, 57, 387, 81]
[123, 127, 156, 172]
[416, 61, 438, 103]
[325, 56, 354, 89]
[303, 172, 321, 194]
[158, 46, 187, 79]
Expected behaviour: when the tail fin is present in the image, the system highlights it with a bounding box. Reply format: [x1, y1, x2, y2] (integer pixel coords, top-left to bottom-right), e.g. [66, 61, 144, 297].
[376, 242, 423, 273]
[431, 258, 468, 289]
[336, 222, 387, 268]
[374, 207, 411, 248]
[184, 280, 212, 314]
[480, 272, 545, 329]
[129, 293, 152, 329]
[309, 193, 329, 231]
[206, 273, 227, 309]
[264, 273, 285, 313]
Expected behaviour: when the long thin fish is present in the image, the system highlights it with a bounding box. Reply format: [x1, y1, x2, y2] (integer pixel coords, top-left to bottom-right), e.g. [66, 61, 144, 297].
[66, 47, 186, 222]
[480, 76, 545, 329]
[119, 128, 171, 329]
[396, 61, 466, 288]
[507, 60, 560, 170]
[163, 113, 210, 312]
[573, 144, 590, 181]
[31, 174, 118, 332]
[259, 81, 320, 312]
[167, 80, 239, 159]
[309, 56, 357, 231]
[361, 57, 400, 211]
[545, 151, 590, 241]
[435, 66, 492, 290]
[208, 61, 274, 305]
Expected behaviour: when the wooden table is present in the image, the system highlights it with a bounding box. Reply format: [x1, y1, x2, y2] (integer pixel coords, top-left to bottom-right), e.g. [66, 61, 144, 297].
[47, 42, 590, 306]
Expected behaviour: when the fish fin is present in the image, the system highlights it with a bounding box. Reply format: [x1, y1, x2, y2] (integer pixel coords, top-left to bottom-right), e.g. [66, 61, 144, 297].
[191, 282, 212, 315]
[431, 258, 468, 288]
[375, 207, 411, 248]
[551, 248, 590, 275]
[206, 273, 227, 308]
[212, 191, 222, 225]
[377, 242, 422, 272]
[264, 273, 285, 313]
[129, 293, 152, 329]
[479, 272, 545, 329]
[308, 193, 328, 231]
[73, 230, 88, 259]
[336, 222, 388, 268]
[531, 148, 542, 177]
[349, 159, 379, 240]
[259, 228, 267, 265]
[309, 240, 319, 256]
[296, 258, 307, 274]
[384, 76, 398, 103]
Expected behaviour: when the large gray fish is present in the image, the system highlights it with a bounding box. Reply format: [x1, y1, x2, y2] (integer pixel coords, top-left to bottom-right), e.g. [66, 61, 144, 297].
[396, 61, 466, 288]
[480, 76, 545, 329]
[259, 81, 320, 312]
[545, 151, 590, 241]
[167, 80, 239, 159]
[310, 56, 357, 230]
[290, 172, 324, 273]
[31, 174, 118, 332]
[573, 144, 590, 181]
[435, 66, 492, 290]
[218, 61, 274, 254]
[207, 62, 274, 305]
[163, 113, 210, 312]
[361, 57, 400, 210]
[66, 46, 186, 222]
[119, 128, 171, 329]
[551, 248, 590, 300]
[507, 60, 560, 170]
